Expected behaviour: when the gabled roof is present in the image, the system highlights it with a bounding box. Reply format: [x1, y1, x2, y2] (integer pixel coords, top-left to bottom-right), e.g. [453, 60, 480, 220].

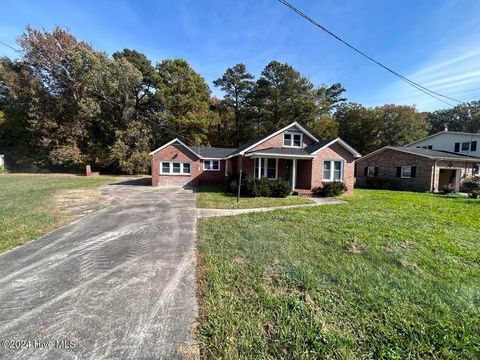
[359, 146, 480, 162]
[306, 138, 362, 158]
[149, 138, 202, 157]
[233, 122, 319, 156]
[407, 131, 480, 147]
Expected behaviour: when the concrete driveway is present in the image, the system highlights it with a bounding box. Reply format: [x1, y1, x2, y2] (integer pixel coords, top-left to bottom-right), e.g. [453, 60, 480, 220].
[0, 181, 198, 359]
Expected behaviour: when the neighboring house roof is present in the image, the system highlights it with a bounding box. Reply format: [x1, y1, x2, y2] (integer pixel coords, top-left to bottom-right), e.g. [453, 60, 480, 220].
[245, 147, 314, 158]
[407, 131, 480, 147]
[359, 146, 480, 162]
[149, 122, 361, 160]
[190, 146, 236, 159]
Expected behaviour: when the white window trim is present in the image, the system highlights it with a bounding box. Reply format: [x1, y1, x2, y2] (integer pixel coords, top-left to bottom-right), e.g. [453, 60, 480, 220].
[367, 166, 376, 177]
[255, 157, 278, 180]
[160, 161, 192, 175]
[203, 159, 220, 171]
[322, 160, 344, 182]
[283, 132, 303, 148]
[401, 166, 412, 179]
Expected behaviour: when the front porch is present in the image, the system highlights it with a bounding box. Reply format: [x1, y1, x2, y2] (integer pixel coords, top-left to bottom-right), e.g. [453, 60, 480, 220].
[245, 153, 314, 191]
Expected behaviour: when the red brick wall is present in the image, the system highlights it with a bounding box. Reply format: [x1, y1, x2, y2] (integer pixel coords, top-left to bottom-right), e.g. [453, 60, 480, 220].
[355, 149, 434, 192]
[311, 143, 356, 194]
[249, 129, 315, 152]
[151, 144, 228, 187]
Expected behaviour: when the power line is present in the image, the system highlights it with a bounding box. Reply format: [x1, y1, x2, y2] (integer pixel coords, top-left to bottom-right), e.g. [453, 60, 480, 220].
[277, 0, 464, 106]
[0, 40, 190, 143]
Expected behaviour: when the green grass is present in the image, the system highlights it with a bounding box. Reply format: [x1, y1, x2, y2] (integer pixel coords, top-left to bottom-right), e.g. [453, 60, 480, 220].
[0, 174, 117, 253]
[196, 185, 313, 209]
[197, 189, 480, 359]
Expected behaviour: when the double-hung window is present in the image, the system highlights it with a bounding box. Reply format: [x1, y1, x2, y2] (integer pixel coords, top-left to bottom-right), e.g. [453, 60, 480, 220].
[160, 162, 191, 175]
[323, 160, 343, 181]
[401, 166, 412, 178]
[367, 166, 376, 177]
[255, 158, 277, 179]
[462, 142, 470, 151]
[203, 159, 220, 171]
[283, 132, 302, 147]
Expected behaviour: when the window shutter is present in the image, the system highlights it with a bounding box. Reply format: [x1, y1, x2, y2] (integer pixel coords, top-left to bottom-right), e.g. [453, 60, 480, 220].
[396, 167, 401, 177]
[374, 167, 379, 176]
[471, 141, 477, 152]
[411, 166, 416, 178]
[364, 167, 368, 176]
[454, 142, 460, 152]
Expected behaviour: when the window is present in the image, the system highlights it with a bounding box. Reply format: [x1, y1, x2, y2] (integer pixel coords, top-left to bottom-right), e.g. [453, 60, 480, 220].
[267, 158, 276, 179]
[203, 159, 220, 171]
[160, 162, 191, 175]
[473, 163, 480, 176]
[454, 142, 460, 152]
[255, 158, 277, 179]
[462, 142, 470, 151]
[401, 166, 412, 178]
[323, 160, 343, 181]
[428, 145, 433, 150]
[367, 167, 376, 177]
[283, 132, 303, 147]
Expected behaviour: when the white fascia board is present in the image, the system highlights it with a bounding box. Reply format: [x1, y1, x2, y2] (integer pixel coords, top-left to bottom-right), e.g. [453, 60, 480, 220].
[311, 138, 362, 158]
[149, 138, 203, 158]
[239, 121, 319, 155]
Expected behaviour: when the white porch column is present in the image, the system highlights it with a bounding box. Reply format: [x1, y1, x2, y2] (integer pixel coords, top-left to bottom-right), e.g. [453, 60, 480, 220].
[292, 159, 297, 190]
[257, 157, 262, 179]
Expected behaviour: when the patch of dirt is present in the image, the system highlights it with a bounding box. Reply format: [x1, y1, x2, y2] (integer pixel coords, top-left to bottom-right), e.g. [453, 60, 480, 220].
[176, 342, 200, 360]
[51, 188, 111, 217]
[344, 237, 365, 254]
[231, 256, 246, 264]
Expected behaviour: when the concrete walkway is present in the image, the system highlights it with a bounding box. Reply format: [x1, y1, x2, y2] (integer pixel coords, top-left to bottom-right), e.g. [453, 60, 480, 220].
[0, 184, 198, 360]
[197, 197, 345, 218]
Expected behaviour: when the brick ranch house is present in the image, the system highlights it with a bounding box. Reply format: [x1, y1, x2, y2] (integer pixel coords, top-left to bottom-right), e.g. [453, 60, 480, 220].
[355, 146, 480, 192]
[150, 122, 361, 194]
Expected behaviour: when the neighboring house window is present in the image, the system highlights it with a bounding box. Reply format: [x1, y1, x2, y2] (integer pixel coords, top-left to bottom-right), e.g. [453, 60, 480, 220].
[160, 162, 191, 175]
[397, 166, 416, 179]
[255, 158, 277, 179]
[471, 141, 477, 152]
[473, 163, 480, 176]
[323, 160, 343, 181]
[283, 132, 303, 147]
[203, 159, 220, 171]
[428, 145, 433, 150]
[366, 166, 377, 177]
[454, 142, 460, 152]
[462, 142, 470, 151]
[421, 145, 433, 150]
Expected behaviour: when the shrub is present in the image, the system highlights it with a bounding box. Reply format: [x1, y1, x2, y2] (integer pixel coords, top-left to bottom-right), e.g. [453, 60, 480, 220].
[314, 181, 347, 197]
[462, 176, 480, 199]
[270, 179, 291, 198]
[227, 173, 291, 198]
[0, 165, 7, 174]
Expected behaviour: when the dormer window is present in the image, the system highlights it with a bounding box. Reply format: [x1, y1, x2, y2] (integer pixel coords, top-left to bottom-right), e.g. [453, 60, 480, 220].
[283, 132, 303, 147]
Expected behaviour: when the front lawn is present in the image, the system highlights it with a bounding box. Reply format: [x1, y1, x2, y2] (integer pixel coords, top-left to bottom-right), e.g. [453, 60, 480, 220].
[0, 174, 117, 253]
[197, 189, 480, 359]
[196, 185, 313, 209]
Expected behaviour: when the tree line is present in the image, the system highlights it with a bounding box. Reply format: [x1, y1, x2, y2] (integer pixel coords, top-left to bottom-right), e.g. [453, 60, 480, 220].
[1, 27, 479, 174]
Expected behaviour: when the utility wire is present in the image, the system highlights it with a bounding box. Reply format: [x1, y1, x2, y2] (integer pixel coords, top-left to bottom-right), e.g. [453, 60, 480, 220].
[277, 0, 464, 106]
[0, 40, 190, 143]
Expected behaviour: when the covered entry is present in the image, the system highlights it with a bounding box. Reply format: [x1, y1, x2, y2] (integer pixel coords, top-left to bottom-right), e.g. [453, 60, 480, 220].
[438, 168, 459, 192]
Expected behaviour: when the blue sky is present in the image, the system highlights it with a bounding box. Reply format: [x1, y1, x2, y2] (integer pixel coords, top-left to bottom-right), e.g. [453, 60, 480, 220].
[1, 0, 479, 111]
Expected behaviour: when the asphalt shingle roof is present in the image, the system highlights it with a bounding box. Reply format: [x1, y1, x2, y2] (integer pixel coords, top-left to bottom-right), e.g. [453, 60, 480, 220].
[190, 146, 236, 158]
[245, 147, 312, 156]
[390, 147, 480, 160]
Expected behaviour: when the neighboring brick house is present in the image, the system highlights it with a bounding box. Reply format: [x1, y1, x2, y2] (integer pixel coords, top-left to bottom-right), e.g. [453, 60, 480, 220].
[150, 122, 361, 194]
[356, 147, 480, 192]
